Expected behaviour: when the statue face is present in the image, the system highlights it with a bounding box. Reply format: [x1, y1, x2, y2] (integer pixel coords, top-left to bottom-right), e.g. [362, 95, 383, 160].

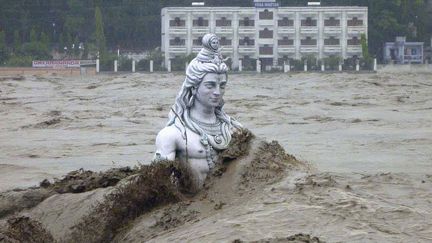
[195, 73, 227, 109]
[209, 37, 219, 50]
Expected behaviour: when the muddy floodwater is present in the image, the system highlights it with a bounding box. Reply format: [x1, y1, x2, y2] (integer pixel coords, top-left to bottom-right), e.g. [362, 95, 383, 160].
[1, 72, 431, 191]
[1, 72, 432, 242]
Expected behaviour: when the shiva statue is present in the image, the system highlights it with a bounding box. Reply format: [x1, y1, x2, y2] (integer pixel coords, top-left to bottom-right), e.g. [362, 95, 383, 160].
[154, 33, 242, 190]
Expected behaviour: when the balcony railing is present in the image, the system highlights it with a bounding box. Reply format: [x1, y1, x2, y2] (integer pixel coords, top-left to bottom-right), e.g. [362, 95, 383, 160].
[169, 20, 186, 27]
[193, 19, 209, 27]
[347, 38, 360, 45]
[220, 39, 232, 46]
[259, 29, 273, 38]
[239, 39, 255, 46]
[193, 39, 202, 46]
[324, 19, 340, 26]
[278, 19, 294, 27]
[216, 19, 232, 27]
[170, 39, 186, 46]
[301, 39, 317, 45]
[324, 38, 340, 45]
[259, 46, 273, 55]
[259, 11, 273, 20]
[238, 47, 255, 53]
[239, 20, 255, 26]
[278, 39, 294, 46]
[348, 19, 363, 26]
[301, 20, 317, 26]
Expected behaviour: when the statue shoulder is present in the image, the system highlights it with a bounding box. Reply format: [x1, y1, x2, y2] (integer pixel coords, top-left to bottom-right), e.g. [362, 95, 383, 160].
[156, 125, 182, 144]
[154, 125, 182, 161]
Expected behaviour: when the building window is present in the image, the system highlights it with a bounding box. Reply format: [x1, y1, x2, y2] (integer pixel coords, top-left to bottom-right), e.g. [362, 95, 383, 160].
[169, 17, 185, 27]
[278, 37, 293, 46]
[170, 37, 185, 46]
[347, 17, 363, 26]
[324, 36, 340, 45]
[347, 36, 360, 45]
[216, 17, 232, 27]
[239, 17, 254, 27]
[301, 37, 317, 46]
[259, 9, 273, 20]
[193, 37, 203, 46]
[259, 28, 273, 38]
[193, 17, 209, 27]
[324, 17, 340, 27]
[220, 37, 232, 46]
[278, 17, 294, 27]
[259, 45, 273, 55]
[301, 17, 317, 27]
[239, 37, 255, 46]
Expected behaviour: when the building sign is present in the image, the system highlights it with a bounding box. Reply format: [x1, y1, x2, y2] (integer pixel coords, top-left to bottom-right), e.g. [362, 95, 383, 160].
[254, 0, 279, 8]
[254, 2, 279, 8]
[32, 60, 81, 68]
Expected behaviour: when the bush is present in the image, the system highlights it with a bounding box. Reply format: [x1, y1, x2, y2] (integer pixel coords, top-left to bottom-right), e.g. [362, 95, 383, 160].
[171, 53, 195, 71]
[301, 54, 318, 71]
[5, 55, 33, 67]
[137, 59, 149, 71]
[342, 57, 357, 71]
[360, 57, 373, 70]
[118, 57, 132, 71]
[323, 56, 342, 71]
[147, 49, 165, 71]
[290, 59, 303, 71]
[99, 53, 116, 71]
[20, 42, 51, 60]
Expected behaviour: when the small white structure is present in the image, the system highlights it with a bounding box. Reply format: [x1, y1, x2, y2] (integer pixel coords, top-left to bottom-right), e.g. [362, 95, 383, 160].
[256, 59, 261, 73]
[96, 59, 100, 73]
[384, 36, 424, 64]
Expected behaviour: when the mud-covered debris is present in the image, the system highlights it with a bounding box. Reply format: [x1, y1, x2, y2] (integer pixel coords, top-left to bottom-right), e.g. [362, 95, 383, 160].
[0, 189, 52, 219]
[1, 216, 55, 243]
[0, 76, 25, 81]
[35, 118, 61, 128]
[233, 233, 325, 243]
[219, 128, 254, 161]
[241, 140, 300, 188]
[39, 179, 51, 188]
[45, 167, 137, 194]
[153, 203, 199, 231]
[68, 160, 190, 243]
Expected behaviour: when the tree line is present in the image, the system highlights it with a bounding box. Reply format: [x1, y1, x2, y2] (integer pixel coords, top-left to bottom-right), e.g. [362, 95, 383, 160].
[0, 0, 430, 65]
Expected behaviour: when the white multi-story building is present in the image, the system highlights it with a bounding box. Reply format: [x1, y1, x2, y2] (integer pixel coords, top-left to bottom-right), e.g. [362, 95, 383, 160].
[161, 3, 368, 69]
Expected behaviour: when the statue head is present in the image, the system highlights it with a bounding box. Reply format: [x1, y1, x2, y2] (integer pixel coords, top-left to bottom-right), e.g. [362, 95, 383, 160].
[167, 33, 241, 149]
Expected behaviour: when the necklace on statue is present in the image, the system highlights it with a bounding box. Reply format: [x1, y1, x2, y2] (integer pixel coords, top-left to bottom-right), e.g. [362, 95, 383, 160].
[190, 116, 223, 137]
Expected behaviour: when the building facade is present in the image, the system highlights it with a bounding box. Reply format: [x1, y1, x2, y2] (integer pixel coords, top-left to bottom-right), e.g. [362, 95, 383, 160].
[161, 5, 368, 69]
[384, 36, 424, 64]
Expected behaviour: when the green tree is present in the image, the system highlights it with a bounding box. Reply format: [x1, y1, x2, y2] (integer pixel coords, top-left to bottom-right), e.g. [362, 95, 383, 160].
[360, 33, 369, 59]
[40, 32, 50, 49]
[0, 31, 8, 64]
[13, 30, 21, 53]
[30, 28, 38, 43]
[94, 6, 106, 57]
[73, 36, 80, 56]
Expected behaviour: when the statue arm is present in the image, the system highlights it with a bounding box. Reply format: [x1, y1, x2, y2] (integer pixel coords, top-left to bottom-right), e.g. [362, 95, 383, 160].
[154, 126, 178, 161]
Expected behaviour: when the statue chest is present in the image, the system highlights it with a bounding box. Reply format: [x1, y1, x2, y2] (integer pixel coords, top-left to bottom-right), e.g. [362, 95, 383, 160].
[177, 130, 219, 160]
